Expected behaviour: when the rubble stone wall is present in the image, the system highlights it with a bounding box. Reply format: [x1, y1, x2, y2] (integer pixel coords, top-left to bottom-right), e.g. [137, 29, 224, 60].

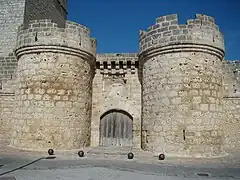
[222, 60, 240, 152]
[139, 14, 225, 157]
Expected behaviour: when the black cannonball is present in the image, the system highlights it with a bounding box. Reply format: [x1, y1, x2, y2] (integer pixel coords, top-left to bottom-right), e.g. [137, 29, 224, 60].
[158, 153, 165, 160]
[78, 150, 84, 157]
[48, 149, 54, 155]
[127, 152, 134, 159]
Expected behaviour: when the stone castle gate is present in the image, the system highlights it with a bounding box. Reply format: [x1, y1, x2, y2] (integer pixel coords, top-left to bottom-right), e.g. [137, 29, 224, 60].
[99, 109, 133, 147]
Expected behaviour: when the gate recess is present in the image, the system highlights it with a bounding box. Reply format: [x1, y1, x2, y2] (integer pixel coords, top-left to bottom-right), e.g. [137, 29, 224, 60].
[100, 109, 133, 147]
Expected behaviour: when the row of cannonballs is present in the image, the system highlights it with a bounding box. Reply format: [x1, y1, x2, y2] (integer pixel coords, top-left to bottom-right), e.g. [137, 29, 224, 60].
[48, 149, 165, 160]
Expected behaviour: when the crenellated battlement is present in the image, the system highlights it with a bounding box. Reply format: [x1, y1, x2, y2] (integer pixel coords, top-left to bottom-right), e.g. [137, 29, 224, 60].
[15, 19, 96, 62]
[96, 53, 138, 75]
[153, 14, 218, 30]
[139, 14, 225, 60]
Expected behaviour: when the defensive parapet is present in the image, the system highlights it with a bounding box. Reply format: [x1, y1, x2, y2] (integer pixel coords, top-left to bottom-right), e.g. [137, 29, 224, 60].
[96, 53, 138, 75]
[15, 19, 96, 62]
[139, 14, 224, 61]
[10, 20, 96, 150]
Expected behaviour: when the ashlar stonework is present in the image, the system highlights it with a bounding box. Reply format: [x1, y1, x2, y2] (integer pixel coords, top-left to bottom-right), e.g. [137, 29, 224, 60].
[0, 0, 239, 158]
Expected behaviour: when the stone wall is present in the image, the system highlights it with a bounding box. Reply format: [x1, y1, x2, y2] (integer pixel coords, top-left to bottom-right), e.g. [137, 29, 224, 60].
[139, 14, 225, 157]
[0, 5, 239, 156]
[139, 14, 224, 57]
[0, 0, 25, 57]
[0, 0, 22, 146]
[0, 79, 15, 145]
[9, 20, 96, 151]
[222, 60, 240, 153]
[24, 0, 67, 28]
[223, 61, 240, 97]
[0, 53, 18, 82]
[0, 0, 68, 55]
[223, 97, 240, 152]
[15, 20, 96, 56]
[91, 53, 142, 148]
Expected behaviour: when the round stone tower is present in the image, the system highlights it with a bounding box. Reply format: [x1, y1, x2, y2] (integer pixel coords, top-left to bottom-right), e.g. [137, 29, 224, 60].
[10, 20, 96, 150]
[139, 14, 225, 157]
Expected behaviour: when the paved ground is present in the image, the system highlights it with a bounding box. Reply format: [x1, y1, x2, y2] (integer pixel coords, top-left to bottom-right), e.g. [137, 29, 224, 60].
[0, 146, 240, 180]
[0, 155, 240, 180]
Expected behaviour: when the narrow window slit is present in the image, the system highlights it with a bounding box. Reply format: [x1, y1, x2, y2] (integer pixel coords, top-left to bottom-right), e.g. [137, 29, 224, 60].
[183, 130, 186, 140]
[35, 32, 38, 41]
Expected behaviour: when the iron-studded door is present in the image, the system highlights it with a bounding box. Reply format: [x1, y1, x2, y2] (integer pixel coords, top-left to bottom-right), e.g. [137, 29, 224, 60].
[100, 110, 133, 147]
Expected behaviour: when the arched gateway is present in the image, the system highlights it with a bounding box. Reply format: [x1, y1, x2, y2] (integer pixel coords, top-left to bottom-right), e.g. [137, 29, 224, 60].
[99, 109, 133, 147]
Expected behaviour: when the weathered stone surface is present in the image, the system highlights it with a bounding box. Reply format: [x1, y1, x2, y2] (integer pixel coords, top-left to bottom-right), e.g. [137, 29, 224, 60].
[0, 5, 239, 157]
[10, 53, 94, 150]
[223, 98, 240, 152]
[140, 53, 225, 157]
[222, 61, 240, 153]
[8, 19, 96, 151]
[0, 94, 15, 145]
[0, 79, 16, 145]
[91, 53, 141, 149]
[0, 54, 18, 82]
[24, 0, 67, 28]
[0, 0, 25, 57]
[139, 14, 224, 55]
[139, 14, 227, 157]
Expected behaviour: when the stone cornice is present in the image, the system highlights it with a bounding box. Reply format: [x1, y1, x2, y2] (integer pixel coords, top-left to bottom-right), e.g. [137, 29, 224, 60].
[15, 45, 96, 66]
[138, 43, 225, 64]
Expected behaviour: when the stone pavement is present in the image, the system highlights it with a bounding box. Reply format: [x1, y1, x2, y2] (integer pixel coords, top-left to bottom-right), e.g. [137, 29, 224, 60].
[1, 146, 240, 168]
[0, 146, 240, 179]
[0, 156, 240, 180]
[1, 167, 239, 180]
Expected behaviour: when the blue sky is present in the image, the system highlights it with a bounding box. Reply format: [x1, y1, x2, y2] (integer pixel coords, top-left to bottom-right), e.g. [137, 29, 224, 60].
[67, 0, 240, 60]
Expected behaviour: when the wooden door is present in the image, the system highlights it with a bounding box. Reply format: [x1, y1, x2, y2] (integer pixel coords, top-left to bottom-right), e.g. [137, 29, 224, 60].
[99, 110, 133, 147]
